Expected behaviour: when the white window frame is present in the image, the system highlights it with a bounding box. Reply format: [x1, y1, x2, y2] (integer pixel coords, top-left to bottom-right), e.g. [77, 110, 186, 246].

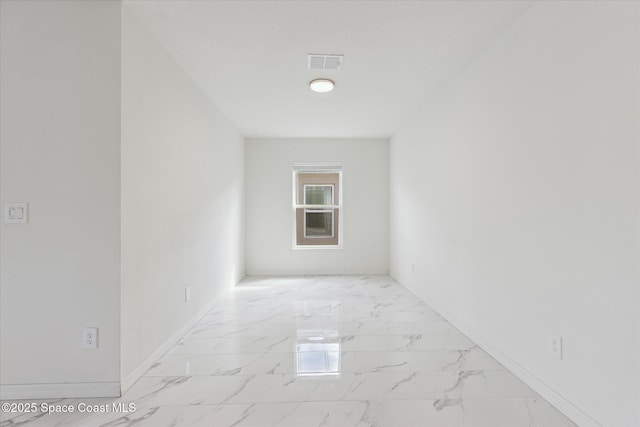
[292, 163, 343, 249]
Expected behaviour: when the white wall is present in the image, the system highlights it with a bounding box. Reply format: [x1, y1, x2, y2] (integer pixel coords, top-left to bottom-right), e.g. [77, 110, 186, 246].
[120, 7, 245, 384]
[246, 139, 388, 275]
[0, 1, 121, 397]
[390, 2, 639, 426]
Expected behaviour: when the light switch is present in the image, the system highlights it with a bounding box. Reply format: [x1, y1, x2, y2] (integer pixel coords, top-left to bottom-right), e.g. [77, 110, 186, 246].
[5, 203, 28, 224]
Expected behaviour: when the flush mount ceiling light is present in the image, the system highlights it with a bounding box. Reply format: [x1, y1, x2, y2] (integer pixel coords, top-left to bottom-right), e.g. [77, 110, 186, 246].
[309, 78, 335, 93]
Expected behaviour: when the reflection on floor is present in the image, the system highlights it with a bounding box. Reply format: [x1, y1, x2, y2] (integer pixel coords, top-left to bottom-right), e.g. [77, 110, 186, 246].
[0, 276, 576, 426]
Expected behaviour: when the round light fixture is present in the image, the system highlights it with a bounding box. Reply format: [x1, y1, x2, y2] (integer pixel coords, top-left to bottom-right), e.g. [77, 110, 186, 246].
[309, 78, 335, 93]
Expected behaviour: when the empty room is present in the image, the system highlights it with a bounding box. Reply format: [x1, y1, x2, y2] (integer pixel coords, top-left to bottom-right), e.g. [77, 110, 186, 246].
[1, 1, 638, 426]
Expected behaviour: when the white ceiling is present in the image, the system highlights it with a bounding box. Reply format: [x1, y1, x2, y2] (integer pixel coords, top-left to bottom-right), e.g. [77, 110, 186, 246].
[124, 1, 531, 139]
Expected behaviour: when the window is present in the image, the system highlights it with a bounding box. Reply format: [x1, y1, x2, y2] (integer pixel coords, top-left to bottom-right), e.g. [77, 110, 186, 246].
[293, 163, 342, 248]
[304, 185, 333, 238]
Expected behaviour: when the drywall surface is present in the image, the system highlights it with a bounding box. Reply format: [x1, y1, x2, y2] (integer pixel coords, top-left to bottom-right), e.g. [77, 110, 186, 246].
[0, 0, 121, 394]
[120, 7, 245, 382]
[246, 139, 389, 275]
[390, 2, 639, 426]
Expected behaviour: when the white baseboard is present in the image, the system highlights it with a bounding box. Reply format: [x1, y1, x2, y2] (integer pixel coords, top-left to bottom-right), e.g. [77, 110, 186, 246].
[245, 270, 390, 276]
[452, 320, 600, 426]
[120, 296, 221, 394]
[392, 274, 601, 427]
[0, 382, 120, 400]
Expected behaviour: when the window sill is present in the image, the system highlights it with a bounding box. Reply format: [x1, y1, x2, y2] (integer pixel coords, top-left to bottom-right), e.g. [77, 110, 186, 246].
[292, 244, 343, 250]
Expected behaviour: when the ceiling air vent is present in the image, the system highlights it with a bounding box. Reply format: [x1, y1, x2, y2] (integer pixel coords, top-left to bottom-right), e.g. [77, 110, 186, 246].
[308, 54, 343, 71]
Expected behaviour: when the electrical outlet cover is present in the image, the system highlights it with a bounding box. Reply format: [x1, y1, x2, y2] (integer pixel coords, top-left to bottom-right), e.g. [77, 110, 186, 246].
[549, 335, 562, 359]
[83, 327, 98, 349]
[4, 203, 28, 224]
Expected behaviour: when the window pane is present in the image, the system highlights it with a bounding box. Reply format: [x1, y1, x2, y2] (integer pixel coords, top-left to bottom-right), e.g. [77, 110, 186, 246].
[305, 185, 332, 205]
[305, 211, 332, 237]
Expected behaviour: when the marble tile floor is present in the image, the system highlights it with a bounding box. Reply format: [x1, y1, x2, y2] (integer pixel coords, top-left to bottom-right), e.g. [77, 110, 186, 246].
[1, 275, 575, 427]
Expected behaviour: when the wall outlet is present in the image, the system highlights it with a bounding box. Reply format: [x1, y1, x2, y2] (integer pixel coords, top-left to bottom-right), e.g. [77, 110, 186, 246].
[185, 286, 191, 302]
[83, 327, 98, 349]
[549, 335, 562, 359]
